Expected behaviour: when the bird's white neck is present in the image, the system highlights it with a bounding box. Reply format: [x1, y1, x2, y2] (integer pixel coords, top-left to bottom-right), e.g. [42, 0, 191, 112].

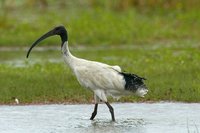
[61, 41, 71, 56]
[61, 41, 78, 70]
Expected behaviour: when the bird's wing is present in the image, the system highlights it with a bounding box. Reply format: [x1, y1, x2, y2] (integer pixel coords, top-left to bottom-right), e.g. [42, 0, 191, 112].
[74, 63, 125, 91]
[110, 65, 122, 72]
[90, 60, 122, 72]
[74, 64, 126, 101]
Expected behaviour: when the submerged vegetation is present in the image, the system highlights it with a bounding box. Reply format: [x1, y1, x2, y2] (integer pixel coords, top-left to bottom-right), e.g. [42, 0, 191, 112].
[0, 0, 200, 104]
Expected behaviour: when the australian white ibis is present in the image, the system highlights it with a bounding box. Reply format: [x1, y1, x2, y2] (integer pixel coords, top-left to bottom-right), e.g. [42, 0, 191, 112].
[26, 26, 148, 121]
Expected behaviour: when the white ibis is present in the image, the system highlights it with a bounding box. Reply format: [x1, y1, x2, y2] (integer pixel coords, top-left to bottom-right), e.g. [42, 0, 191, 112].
[26, 26, 148, 121]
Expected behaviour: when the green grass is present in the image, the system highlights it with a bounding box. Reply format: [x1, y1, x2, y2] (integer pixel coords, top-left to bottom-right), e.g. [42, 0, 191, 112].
[0, 2, 200, 104]
[0, 3, 200, 46]
[0, 42, 200, 104]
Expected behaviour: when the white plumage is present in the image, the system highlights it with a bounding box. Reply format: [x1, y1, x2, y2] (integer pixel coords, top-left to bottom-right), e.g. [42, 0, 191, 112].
[26, 26, 148, 121]
[62, 42, 147, 102]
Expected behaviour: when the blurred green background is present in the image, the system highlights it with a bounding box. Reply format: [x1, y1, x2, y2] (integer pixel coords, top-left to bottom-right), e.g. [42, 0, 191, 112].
[0, 0, 200, 46]
[0, 0, 200, 104]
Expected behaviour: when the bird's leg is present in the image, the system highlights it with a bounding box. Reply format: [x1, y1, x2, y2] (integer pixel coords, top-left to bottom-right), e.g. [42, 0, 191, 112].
[90, 103, 98, 120]
[105, 102, 115, 121]
[90, 95, 99, 120]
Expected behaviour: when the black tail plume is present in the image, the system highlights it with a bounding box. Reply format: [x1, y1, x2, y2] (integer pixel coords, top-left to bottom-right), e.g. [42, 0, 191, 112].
[120, 72, 147, 91]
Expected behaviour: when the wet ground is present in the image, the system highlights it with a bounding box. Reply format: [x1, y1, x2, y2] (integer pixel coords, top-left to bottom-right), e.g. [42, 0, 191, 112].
[0, 103, 199, 133]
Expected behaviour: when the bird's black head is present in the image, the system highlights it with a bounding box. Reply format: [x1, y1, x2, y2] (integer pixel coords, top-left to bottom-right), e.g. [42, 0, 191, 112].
[26, 26, 68, 58]
[53, 26, 68, 46]
[53, 26, 67, 36]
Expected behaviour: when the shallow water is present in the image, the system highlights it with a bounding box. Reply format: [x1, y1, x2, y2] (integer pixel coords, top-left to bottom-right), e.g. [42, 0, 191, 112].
[0, 103, 199, 133]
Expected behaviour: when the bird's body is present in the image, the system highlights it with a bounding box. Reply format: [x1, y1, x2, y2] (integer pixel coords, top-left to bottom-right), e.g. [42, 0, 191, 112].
[26, 26, 148, 121]
[62, 42, 147, 102]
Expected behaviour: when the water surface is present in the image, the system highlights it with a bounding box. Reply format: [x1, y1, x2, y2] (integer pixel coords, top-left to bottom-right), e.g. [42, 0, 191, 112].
[0, 103, 199, 133]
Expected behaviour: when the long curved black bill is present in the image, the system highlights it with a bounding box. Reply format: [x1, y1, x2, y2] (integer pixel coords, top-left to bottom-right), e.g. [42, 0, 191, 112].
[26, 30, 55, 58]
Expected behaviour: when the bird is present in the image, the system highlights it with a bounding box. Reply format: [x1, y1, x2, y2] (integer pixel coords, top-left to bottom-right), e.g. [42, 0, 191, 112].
[26, 26, 148, 121]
